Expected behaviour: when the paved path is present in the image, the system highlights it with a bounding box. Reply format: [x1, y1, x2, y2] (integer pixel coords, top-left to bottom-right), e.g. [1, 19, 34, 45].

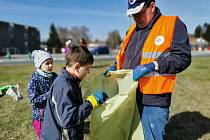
[0, 51, 210, 65]
[0, 54, 116, 65]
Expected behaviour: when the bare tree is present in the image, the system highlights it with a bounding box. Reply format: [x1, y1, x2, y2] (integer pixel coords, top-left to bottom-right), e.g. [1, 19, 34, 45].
[105, 30, 122, 49]
[57, 26, 91, 46]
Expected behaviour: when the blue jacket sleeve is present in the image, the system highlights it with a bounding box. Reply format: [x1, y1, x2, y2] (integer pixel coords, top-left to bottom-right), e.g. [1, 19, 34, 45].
[157, 17, 191, 74]
[28, 78, 48, 105]
[51, 83, 92, 129]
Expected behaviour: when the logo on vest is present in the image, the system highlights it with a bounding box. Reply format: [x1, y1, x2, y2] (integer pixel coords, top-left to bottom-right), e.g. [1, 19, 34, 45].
[154, 36, 164, 46]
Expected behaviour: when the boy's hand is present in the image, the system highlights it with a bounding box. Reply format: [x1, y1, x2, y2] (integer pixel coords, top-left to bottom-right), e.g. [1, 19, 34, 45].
[93, 91, 108, 104]
[87, 91, 108, 108]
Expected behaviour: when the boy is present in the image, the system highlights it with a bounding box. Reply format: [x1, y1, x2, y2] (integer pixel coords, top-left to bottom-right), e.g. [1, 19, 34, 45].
[41, 46, 108, 140]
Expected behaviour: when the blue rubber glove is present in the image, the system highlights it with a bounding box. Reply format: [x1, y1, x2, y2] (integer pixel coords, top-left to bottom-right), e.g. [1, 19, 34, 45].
[133, 62, 155, 81]
[93, 91, 108, 104]
[87, 91, 108, 108]
[104, 64, 117, 76]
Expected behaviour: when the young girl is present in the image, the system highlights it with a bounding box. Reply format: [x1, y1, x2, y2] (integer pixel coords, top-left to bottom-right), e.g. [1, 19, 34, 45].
[28, 50, 57, 140]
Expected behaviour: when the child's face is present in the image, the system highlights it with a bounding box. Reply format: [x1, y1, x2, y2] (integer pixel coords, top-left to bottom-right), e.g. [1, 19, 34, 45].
[77, 64, 91, 80]
[40, 58, 53, 73]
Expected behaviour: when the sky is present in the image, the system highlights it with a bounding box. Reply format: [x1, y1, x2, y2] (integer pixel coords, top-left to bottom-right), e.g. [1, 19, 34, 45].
[0, 0, 208, 41]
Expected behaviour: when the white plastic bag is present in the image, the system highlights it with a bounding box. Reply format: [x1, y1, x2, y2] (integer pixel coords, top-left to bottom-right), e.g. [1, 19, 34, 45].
[6, 85, 23, 101]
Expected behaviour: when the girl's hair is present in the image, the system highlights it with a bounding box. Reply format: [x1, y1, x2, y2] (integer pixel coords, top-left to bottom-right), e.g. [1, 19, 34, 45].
[66, 46, 94, 67]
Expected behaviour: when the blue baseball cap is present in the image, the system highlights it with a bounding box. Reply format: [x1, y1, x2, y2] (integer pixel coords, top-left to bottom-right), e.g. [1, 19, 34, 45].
[127, 0, 146, 15]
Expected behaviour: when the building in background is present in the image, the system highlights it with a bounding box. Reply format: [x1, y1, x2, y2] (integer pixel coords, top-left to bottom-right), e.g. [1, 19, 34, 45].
[0, 21, 40, 54]
[189, 34, 209, 51]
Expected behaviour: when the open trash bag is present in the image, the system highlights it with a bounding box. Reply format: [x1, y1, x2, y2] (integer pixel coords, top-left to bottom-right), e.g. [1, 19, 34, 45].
[0, 84, 23, 101]
[85, 70, 144, 140]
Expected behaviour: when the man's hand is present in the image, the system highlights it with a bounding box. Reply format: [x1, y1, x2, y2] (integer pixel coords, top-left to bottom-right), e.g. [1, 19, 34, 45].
[104, 65, 117, 76]
[133, 62, 155, 81]
[87, 91, 108, 108]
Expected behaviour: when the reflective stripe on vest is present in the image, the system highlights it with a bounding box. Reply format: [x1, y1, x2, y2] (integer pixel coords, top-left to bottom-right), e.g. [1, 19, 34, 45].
[117, 16, 177, 94]
[144, 71, 175, 77]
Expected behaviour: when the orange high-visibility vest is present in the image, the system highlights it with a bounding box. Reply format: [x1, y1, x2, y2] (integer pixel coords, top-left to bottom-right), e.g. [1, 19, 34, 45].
[116, 16, 177, 94]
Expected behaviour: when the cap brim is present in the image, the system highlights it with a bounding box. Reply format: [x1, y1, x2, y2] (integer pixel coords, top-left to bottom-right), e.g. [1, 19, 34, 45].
[127, 2, 145, 16]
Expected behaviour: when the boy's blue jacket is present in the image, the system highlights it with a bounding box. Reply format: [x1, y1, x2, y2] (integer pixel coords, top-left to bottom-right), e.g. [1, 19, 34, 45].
[41, 68, 93, 140]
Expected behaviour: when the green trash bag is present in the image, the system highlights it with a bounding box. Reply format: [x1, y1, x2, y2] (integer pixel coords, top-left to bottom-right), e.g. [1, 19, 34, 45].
[0, 84, 23, 101]
[85, 70, 144, 140]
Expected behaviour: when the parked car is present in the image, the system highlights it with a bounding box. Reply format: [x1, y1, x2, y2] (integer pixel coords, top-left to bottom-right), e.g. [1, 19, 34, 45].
[0, 51, 6, 57]
[88, 46, 110, 55]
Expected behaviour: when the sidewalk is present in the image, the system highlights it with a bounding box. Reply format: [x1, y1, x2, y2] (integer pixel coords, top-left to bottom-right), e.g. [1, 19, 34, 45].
[0, 53, 116, 65]
[1, 51, 209, 65]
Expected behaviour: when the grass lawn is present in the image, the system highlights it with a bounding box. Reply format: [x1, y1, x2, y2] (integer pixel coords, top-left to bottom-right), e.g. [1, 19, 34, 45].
[0, 57, 210, 140]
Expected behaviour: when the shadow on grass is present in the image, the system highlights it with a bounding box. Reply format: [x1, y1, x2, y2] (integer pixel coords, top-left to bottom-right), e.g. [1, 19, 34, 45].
[165, 111, 210, 140]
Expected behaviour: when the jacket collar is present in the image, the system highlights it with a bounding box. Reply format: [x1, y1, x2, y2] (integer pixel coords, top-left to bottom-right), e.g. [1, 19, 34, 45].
[60, 67, 81, 83]
[36, 69, 52, 78]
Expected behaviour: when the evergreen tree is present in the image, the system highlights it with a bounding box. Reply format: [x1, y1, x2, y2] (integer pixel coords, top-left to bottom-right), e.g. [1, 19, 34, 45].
[47, 23, 62, 53]
[194, 25, 202, 38]
[202, 23, 210, 43]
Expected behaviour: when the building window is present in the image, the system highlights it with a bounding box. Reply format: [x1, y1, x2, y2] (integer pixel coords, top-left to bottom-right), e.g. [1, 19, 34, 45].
[10, 39, 14, 44]
[24, 41, 28, 47]
[24, 32, 28, 40]
[8, 23, 14, 39]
